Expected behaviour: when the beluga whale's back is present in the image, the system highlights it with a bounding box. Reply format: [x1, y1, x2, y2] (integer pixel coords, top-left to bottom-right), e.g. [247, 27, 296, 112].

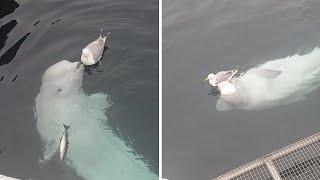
[81, 29, 109, 66]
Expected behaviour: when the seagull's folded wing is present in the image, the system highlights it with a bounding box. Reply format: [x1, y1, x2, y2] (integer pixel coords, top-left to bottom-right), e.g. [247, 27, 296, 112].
[86, 42, 104, 60]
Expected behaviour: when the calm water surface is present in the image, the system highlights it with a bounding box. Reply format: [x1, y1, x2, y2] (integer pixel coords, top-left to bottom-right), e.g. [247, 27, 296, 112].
[0, 0, 158, 179]
[163, 0, 320, 180]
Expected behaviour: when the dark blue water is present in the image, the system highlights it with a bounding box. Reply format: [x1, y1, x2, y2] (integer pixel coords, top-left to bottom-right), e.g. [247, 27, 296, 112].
[0, 0, 158, 179]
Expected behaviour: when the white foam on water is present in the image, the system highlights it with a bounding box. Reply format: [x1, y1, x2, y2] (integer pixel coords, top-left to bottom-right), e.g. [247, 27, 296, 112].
[35, 60, 157, 180]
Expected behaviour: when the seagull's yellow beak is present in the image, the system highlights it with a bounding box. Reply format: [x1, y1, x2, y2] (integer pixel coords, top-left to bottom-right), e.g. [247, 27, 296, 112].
[203, 77, 209, 81]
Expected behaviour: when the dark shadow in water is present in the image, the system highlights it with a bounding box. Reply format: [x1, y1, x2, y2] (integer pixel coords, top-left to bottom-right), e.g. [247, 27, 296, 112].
[0, 0, 19, 19]
[50, 19, 61, 25]
[0, 148, 5, 154]
[11, 75, 17, 82]
[33, 20, 40, 26]
[0, 33, 30, 66]
[84, 62, 104, 75]
[0, 20, 17, 50]
[208, 86, 220, 96]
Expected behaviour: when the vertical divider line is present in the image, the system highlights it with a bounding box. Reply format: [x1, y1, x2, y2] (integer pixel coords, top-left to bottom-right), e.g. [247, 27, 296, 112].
[159, 0, 163, 179]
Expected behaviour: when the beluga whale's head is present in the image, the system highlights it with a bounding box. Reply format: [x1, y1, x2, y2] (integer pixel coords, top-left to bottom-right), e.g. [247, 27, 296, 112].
[39, 60, 84, 97]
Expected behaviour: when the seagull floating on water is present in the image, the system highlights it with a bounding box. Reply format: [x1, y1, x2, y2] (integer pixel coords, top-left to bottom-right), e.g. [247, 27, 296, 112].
[81, 29, 109, 66]
[204, 68, 238, 86]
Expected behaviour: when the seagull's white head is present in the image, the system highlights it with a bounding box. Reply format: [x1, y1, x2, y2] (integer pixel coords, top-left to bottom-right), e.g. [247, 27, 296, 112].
[204, 73, 217, 86]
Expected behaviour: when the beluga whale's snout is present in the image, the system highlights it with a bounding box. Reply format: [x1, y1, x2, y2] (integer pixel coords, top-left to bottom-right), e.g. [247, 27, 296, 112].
[81, 29, 110, 66]
[75, 61, 83, 71]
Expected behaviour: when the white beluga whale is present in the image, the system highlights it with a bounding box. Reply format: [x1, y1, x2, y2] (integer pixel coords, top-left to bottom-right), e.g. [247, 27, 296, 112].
[35, 60, 157, 180]
[205, 48, 320, 111]
[59, 124, 70, 161]
[81, 29, 109, 66]
[36, 60, 83, 163]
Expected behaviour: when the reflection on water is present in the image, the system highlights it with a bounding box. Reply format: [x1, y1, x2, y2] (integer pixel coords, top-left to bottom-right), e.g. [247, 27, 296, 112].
[0, 32, 30, 66]
[0, 0, 19, 19]
[0, 0, 27, 82]
[0, 20, 17, 50]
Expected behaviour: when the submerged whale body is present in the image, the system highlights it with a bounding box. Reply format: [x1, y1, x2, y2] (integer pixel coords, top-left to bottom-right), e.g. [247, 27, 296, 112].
[35, 60, 157, 179]
[217, 48, 320, 111]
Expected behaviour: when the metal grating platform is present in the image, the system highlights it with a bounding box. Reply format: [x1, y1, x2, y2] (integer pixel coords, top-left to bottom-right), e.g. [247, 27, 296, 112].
[213, 132, 320, 180]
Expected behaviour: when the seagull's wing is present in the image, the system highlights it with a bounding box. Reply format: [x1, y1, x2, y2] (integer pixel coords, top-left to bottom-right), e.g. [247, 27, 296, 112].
[85, 40, 105, 61]
[215, 71, 233, 84]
